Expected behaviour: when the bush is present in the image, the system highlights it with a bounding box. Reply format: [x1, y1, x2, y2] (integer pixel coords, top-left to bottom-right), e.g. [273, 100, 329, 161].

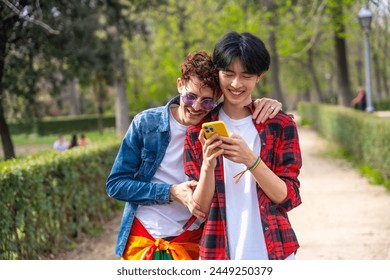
[0, 140, 121, 259]
[374, 100, 390, 111]
[297, 102, 390, 181]
[9, 115, 117, 136]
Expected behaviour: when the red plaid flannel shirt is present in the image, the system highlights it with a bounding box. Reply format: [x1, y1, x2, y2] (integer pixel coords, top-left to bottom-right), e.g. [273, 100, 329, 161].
[184, 102, 302, 260]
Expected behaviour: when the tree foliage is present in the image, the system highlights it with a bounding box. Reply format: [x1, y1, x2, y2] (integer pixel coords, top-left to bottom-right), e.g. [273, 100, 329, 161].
[1, 0, 389, 159]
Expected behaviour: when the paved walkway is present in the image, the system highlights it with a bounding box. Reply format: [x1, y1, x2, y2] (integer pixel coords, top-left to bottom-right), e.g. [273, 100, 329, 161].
[54, 126, 390, 260]
[290, 126, 390, 259]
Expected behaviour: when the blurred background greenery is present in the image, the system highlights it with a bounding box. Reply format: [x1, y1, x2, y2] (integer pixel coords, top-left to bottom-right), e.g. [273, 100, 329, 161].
[1, 0, 389, 160]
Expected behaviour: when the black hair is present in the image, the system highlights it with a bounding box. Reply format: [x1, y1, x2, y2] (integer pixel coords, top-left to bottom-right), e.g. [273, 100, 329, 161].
[69, 132, 78, 149]
[212, 32, 270, 74]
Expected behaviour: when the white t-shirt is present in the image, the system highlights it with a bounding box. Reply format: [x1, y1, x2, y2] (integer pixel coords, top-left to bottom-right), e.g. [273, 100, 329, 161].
[219, 109, 269, 260]
[136, 108, 196, 238]
[53, 140, 68, 151]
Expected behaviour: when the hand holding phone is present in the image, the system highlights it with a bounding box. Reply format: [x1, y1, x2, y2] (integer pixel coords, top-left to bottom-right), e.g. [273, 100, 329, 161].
[201, 121, 227, 158]
[202, 121, 229, 139]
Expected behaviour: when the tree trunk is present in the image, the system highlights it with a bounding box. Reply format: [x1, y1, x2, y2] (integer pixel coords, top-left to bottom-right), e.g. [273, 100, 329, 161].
[94, 78, 104, 134]
[331, 3, 352, 107]
[355, 59, 364, 87]
[303, 88, 310, 102]
[382, 66, 390, 100]
[0, 19, 16, 160]
[110, 27, 130, 136]
[334, 34, 352, 106]
[263, 0, 286, 107]
[372, 51, 382, 101]
[115, 81, 129, 136]
[268, 30, 286, 107]
[0, 102, 15, 160]
[307, 48, 324, 102]
[67, 79, 81, 116]
[382, 34, 390, 99]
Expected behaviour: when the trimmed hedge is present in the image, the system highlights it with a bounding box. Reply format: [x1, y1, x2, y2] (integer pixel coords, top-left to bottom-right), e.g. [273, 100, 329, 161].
[374, 99, 390, 111]
[297, 102, 390, 180]
[0, 140, 121, 259]
[8, 115, 116, 135]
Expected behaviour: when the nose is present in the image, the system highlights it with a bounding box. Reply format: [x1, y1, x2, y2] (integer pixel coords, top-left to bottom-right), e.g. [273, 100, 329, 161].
[231, 76, 241, 88]
[192, 101, 202, 111]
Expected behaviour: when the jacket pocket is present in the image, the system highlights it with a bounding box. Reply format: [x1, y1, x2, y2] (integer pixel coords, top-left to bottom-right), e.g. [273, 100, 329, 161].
[137, 148, 157, 179]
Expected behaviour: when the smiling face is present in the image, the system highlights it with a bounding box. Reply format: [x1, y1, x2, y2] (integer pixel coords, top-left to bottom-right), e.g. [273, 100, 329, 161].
[212, 32, 270, 117]
[219, 59, 263, 116]
[175, 76, 215, 126]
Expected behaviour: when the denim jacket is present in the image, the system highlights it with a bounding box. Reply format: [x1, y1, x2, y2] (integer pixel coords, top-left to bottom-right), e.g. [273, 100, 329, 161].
[106, 96, 180, 257]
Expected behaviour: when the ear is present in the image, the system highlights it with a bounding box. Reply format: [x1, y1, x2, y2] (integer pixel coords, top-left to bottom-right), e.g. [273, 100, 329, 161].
[177, 78, 184, 93]
[256, 72, 267, 83]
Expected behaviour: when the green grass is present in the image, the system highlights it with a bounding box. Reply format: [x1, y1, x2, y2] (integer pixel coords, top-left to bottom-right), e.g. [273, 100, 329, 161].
[0, 129, 121, 161]
[11, 129, 118, 145]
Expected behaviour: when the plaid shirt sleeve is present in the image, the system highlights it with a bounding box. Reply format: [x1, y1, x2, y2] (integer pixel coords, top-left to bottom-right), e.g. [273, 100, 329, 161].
[253, 104, 302, 259]
[261, 112, 302, 213]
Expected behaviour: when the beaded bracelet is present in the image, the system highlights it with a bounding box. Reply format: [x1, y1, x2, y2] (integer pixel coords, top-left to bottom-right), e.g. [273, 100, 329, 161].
[233, 156, 261, 184]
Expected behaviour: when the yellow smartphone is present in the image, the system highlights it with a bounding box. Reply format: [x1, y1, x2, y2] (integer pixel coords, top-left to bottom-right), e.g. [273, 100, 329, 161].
[202, 121, 229, 139]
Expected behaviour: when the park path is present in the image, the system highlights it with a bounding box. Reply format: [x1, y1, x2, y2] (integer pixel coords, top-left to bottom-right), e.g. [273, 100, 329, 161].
[54, 125, 390, 260]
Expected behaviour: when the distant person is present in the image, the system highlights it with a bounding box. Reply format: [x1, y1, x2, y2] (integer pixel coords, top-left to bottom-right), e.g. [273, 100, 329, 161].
[351, 86, 367, 111]
[68, 133, 78, 149]
[78, 134, 91, 146]
[53, 134, 68, 151]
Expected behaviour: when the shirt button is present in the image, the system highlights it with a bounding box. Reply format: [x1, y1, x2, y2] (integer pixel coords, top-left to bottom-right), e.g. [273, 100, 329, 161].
[265, 227, 269, 231]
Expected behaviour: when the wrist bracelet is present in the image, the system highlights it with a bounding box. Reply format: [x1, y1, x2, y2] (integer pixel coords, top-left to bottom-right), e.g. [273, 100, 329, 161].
[248, 156, 261, 171]
[233, 156, 261, 184]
